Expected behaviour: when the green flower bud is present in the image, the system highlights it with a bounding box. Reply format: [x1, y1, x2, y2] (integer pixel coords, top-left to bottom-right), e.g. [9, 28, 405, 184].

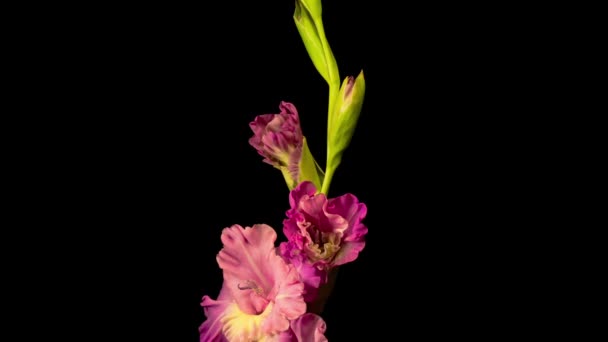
[328, 70, 366, 168]
[293, 0, 338, 88]
[296, 0, 322, 22]
[294, 1, 330, 84]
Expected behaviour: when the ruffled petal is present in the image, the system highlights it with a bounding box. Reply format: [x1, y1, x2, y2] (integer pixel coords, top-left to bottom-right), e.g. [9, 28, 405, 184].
[215, 224, 306, 337]
[288, 181, 317, 208]
[279, 241, 325, 302]
[331, 240, 366, 266]
[262, 248, 306, 335]
[216, 224, 277, 315]
[199, 284, 231, 342]
[326, 194, 368, 241]
[282, 181, 368, 272]
[249, 102, 304, 175]
[289, 313, 328, 342]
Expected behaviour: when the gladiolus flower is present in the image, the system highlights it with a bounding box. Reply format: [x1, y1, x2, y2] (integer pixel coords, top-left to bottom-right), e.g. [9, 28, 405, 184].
[249, 102, 303, 179]
[199, 224, 310, 341]
[280, 181, 368, 300]
[249, 102, 323, 190]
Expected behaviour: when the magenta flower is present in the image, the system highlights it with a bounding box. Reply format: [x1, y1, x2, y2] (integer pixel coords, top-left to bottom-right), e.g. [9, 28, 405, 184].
[278, 243, 326, 302]
[280, 181, 368, 300]
[200, 224, 328, 341]
[278, 313, 328, 342]
[249, 102, 303, 186]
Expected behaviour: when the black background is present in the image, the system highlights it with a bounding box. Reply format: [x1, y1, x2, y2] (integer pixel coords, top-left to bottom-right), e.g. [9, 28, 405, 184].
[45, 0, 520, 340]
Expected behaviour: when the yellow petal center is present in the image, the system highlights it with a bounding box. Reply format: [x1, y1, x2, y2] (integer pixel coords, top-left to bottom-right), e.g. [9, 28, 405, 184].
[221, 301, 274, 342]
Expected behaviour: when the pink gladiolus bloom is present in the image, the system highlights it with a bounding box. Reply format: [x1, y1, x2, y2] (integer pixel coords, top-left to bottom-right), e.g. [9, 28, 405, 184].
[200, 224, 319, 341]
[280, 181, 368, 300]
[249, 102, 303, 182]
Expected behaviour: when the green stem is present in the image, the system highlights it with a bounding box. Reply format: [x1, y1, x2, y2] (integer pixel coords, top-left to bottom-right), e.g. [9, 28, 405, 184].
[314, 19, 340, 101]
[280, 167, 295, 190]
[313, 18, 340, 195]
[320, 165, 334, 195]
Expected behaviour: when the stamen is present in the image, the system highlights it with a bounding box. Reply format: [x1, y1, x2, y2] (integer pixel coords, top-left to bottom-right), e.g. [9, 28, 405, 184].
[314, 229, 322, 245]
[237, 280, 264, 295]
[237, 282, 254, 290]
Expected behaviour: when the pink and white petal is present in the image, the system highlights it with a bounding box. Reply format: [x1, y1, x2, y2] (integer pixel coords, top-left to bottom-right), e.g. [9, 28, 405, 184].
[289, 313, 328, 342]
[261, 304, 291, 336]
[274, 266, 306, 320]
[262, 254, 306, 335]
[216, 224, 278, 315]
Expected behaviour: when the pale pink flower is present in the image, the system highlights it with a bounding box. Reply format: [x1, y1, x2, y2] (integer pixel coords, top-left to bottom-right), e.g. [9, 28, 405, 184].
[200, 224, 326, 341]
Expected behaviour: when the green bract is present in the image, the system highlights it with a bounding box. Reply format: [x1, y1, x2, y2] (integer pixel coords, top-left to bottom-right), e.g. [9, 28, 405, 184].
[298, 138, 324, 191]
[293, 0, 338, 90]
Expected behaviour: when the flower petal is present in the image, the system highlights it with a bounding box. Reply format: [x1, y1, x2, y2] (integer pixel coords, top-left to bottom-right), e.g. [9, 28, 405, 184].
[289, 181, 317, 208]
[283, 182, 368, 269]
[262, 248, 306, 334]
[326, 194, 368, 241]
[272, 329, 297, 342]
[289, 313, 328, 342]
[298, 193, 328, 227]
[279, 241, 325, 302]
[199, 284, 231, 342]
[282, 211, 301, 242]
[331, 240, 366, 266]
[248, 101, 305, 185]
[220, 301, 273, 341]
[216, 224, 277, 315]
[325, 193, 368, 266]
[250, 114, 276, 137]
[216, 224, 306, 336]
[279, 101, 298, 117]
